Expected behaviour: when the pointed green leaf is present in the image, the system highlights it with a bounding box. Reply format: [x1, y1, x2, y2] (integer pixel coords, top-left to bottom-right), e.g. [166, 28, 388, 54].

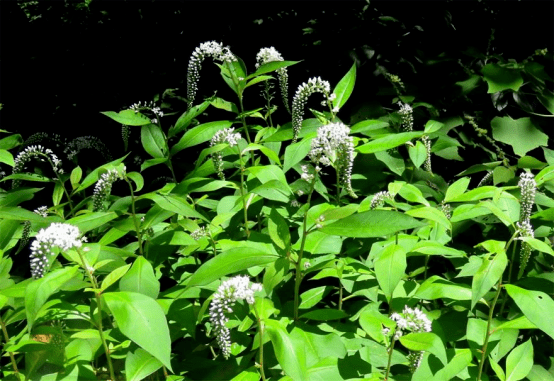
[375, 244, 406, 302]
[170, 120, 233, 156]
[409, 141, 427, 169]
[319, 210, 425, 238]
[268, 209, 290, 251]
[333, 63, 356, 109]
[264, 319, 308, 381]
[505, 338, 533, 381]
[399, 332, 447, 365]
[103, 291, 172, 372]
[100, 110, 152, 126]
[491, 117, 548, 157]
[505, 284, 554, 339]
[481, 64, 523, 93]
[444, 177, 471, 202]
[119, 256, 160, 299]
[125, 347, 163, 381]
[471, 250, 507, 310]
[357, 132, 424, 154]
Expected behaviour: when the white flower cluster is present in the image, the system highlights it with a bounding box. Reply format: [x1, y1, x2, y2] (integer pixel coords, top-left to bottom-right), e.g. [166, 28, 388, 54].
[129, 101, 164, 124]
[384, 305, 432, 373]
[187, 41, 236, 108]
[30, 223, 85, 279]
[12, 145, 63, 188]
[385, 73, 406, 94]
[256, 47, 291, 114]
[517, 172, 536, 276]
[210, 128, 242, 180]
[292, 77, 331, 142]
[190, 226, 208, 240]
[309, 122, 357, 198]
[209, 275, 262, 359]
[440, 202, 452, 220]
[34, 206, 49, 218]
[370, 191, 393, 209]
[477, 170, 493, 187]
[518, 172, 536, 222]
[92, 167, 126, 211]
[422, 135, 432, 174]
[398, 102, 413, 132]
[300, 164, 316, 182]
[65, 136, 112, 162]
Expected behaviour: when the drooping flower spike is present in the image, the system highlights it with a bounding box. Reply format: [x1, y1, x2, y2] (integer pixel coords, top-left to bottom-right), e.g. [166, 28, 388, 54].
[309, 122, 357, 198]
[208, 275, 262, 359]
[292, 77, 332, 142]
[187, 41, 237, 108]
[92, 167, 126, 211]
[256, 47, 291, 114]
[12, 145, 63, 188]
[30, 223, 86, 279]
[210, 128, 242, 180]
[517, 171, 536, 277]
[398, 102, 413, 132]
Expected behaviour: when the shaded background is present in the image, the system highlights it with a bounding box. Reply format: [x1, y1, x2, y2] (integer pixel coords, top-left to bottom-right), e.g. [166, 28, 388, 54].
[1, 0, 553, 158]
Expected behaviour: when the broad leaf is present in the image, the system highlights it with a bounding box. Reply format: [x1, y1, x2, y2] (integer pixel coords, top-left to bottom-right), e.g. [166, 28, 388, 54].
[332, 63, 356, 109]
[264, 319, 308, 381]
[375, 244, 406, 302]
[505, 338, 534, 381]
[119, 256, 160, 299]
[505, 284, 554, 339]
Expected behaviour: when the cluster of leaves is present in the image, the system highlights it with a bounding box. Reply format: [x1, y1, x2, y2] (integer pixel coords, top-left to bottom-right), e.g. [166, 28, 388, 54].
[0, 38, 553, 382]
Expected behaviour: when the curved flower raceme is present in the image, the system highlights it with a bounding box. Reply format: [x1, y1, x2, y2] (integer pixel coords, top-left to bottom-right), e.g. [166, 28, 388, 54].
[187, 41, 236, 108]
[12, 145, 63, 188]
[292, 77, 331, 142]
[384, 305, 432, 373]
[309, 122, 357, 198]
[210, 128, 242, 180]
[30, 223, 85, 279]
[256, 47, 291, 114]
[208, 276, 262, 359]
[92, 167, 126, 211]
[517, 171, 536, 277]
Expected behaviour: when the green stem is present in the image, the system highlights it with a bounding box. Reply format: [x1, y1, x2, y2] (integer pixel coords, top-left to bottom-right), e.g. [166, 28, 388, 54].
[294, 174, 318, 321]
[253, 305, 267, 381]
[127, 178, 144, 256]
[238, 150, 250, 238]
[76, 248, 116, 381]
[338, 281, 343, 311]
[0, 316, 20, 377]
[384, 336, 397, 381]
[336, 170, 341, 206]
[499, 232, 520, 316]
[477, 279, 503, 381]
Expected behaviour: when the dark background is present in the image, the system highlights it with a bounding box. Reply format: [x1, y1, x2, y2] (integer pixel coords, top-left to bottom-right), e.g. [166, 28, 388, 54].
[1, 0, 553, 159]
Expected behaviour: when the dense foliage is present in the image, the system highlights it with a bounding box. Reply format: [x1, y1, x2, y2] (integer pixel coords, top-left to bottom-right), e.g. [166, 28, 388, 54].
[1, 1, 553, 381]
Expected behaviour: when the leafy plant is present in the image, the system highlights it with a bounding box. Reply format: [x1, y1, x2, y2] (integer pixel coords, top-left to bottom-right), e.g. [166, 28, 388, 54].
[0, 36, 552, 382]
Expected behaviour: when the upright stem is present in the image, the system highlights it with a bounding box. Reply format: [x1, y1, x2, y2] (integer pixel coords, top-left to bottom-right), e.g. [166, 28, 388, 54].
[238, 150, 250, 238]
[127, 179, 144, 256]
[294, 175, 318, 321]
[0, 317, 20, 377]
[477, 279, 503, 381]
[253, 305, 266, 381]
[499, 239, 518, 316]
[384, 336, 397, 381]
[77, 249, 116, 381]
[336, 171, 341, 206]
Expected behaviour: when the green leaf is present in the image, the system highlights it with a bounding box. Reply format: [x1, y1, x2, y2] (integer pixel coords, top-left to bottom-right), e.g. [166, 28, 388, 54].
[169, 100, 211, 138]
[471, 250, 507, 310]
[0, 173, 52, 183]
[424, 120, 445, 134]
[268, 209, 290, 251]
[350, 119, 390, 135]
[141, 124, 167, 159]
[0, 207, 52, 222]
[520, 237, 554, 257]
[333, 62, 356, 109]
[445, 177, 471, 202]
[399, 332, 447, 365]
[306, 357, 343, 381]
[455, 74, 482, 95]
[406, 207, 451, 231]
[103, 291, 172, 371]
[397, 183, 430, 206]
[415, 275, 472, 300]
[250, 180, 291, 202]
[481, 64, 524, 93]
[141, 193, 207, 221]
[186, 247, 278, 289]
[100, 264, 132, 292]
[409, 141, 427, 168]
[0, 133, 23, 150]
[433, 348, 473, 381]
[126, 172, 144, 192]
[119, 256, 160, 299]
[242, 143, 281, 165]
[283, 138, 312, 173]
[492, 316, 538, 332]
[0, 149, 14, 167]
[125, 347, 163, 381]
[100, 110, 152, 126]
[527, 365, 554, 381]
[247, 60, 300, 79]
[299, 309, 348, 321]
[70, 166, 82, 190]
[505, 284, 554, 339]
[245, 75, 274, 89]
[67, 212, 117, 233]
[264, 319, 308, 381]
[25, 266, 79, 328]
[170, 120, 233, 156]
[491, 116, 548, 157]
[505, 338, 533, 381]
[52, 181, 64, 206]
[319, 210, 425, 238]
[375, 244, 406, 302]
[356, 132, 424, 154]
[299, 286, 332, 309]
[209, 97, 239, 114]
[489, 356, 507, 381]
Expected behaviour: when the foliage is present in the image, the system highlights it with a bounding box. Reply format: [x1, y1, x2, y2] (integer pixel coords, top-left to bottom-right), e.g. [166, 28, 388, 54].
[1, 15, 553, 382]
